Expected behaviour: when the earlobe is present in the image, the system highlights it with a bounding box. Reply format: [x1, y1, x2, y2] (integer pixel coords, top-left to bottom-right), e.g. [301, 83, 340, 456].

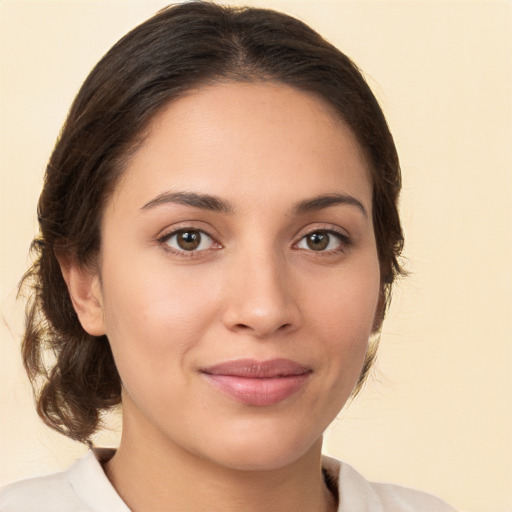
[57, 252, 106, 336]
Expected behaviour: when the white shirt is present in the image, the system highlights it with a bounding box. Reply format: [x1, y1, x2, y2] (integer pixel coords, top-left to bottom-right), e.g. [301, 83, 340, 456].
[0, 449, 456, 512]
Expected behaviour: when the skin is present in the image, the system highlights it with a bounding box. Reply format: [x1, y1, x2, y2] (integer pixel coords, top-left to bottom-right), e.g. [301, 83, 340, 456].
[62, 82, 381, 512]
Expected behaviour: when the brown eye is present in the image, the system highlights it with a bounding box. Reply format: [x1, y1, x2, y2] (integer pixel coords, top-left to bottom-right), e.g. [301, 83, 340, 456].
[297, 230, 347, 252]
[164, 229, 215, 253]
[305, 231, 329, 251]
[176, 230, 201, 250]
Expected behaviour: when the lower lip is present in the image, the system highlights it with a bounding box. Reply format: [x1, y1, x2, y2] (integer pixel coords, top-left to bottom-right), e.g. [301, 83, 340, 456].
[202, 373, 311, 406]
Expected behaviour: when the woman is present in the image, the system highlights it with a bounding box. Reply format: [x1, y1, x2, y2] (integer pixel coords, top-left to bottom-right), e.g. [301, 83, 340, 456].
[0, 2, 455, 511]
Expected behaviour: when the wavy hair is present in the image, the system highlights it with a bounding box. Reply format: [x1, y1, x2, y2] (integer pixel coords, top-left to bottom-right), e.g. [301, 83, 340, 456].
[21, 1, 404, 443]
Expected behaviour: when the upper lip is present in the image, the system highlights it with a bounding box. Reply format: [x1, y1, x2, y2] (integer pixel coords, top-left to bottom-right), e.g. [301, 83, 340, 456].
[201, 358, 312, 378]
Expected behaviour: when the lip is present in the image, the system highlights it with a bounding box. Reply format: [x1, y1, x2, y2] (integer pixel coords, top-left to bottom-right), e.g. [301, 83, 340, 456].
[200, 359, 312, 406]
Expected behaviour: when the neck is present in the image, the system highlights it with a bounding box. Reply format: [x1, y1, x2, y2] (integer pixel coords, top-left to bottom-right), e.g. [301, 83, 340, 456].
[104, 412, 337, 512]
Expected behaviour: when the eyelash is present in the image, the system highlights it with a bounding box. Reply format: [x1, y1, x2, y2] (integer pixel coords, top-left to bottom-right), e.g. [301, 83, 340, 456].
[157, 227, 220, 258]
[294, 226, 352, 255]
[157, 225, 351, 257]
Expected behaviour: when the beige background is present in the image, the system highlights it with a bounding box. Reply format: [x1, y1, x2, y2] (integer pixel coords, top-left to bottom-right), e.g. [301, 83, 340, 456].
[1, 1, 511, 511]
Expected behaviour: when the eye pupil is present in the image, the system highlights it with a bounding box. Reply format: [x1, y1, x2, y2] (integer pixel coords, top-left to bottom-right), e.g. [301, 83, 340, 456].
[306, 231, 329, 251]
[177, 230, 201, 250]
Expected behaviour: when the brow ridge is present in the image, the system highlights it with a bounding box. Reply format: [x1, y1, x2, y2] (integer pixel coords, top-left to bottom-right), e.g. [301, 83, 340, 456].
[141, 190, 366, 217]
[292, 193, 367, 217]
[141, 191, 234, 214]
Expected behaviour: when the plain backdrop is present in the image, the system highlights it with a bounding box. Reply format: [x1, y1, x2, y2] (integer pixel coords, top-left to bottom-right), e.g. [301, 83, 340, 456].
[0, 1, 511, 511]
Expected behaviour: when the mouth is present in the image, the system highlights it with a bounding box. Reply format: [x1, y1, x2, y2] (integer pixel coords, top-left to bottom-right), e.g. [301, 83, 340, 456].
[200, 359, 312, 406]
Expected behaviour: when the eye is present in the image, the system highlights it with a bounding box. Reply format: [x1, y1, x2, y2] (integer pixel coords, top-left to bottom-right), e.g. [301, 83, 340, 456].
[163, 229, 217, 253]
[296, 230, 348, 252]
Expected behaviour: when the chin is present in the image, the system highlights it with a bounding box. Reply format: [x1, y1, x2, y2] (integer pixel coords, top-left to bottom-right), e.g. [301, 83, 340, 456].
[195, 423, 323, 472]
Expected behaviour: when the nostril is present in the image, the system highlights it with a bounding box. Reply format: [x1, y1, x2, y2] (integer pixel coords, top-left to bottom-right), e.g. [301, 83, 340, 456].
[234, 323, 251, 330]
[231, 321, 293, 336]
[222, 292, 301, 336]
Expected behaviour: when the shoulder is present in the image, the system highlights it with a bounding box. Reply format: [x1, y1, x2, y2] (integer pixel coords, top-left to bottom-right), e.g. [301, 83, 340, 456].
[0, 470, 87, 512]
[0, 449, 128, 512]
[322, 455, 457, 512]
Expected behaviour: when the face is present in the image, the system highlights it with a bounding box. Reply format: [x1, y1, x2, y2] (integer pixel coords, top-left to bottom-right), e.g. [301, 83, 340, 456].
[83, 82, 380, 470]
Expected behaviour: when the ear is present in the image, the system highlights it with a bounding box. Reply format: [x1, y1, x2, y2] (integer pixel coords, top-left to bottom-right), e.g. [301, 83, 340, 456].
[57, 252, 106, 336]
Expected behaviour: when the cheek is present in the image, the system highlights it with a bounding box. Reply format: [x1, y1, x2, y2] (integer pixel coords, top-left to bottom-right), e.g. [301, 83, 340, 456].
[311, 261, 380, 335]
[306, 258, 381, 377]
[98, 254, 222, 382]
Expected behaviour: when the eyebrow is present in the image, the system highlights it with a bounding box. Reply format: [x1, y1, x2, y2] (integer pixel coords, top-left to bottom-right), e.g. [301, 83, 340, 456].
[292, 193, 368, 218]
[140, 190, 367, 218]
[141, 191, 234, 214]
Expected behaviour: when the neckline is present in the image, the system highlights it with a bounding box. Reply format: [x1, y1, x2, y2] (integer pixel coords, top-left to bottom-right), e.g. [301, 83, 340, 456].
[66, 449, 130, 512]
[79, 448, 341, 512]
[322, 464, 340, 510]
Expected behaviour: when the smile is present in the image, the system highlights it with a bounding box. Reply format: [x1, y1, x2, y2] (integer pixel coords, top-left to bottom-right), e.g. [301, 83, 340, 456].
[200, 359, 312, 406]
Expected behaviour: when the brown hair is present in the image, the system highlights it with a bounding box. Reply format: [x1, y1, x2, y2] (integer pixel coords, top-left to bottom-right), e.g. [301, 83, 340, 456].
[21, 1, 404, 443]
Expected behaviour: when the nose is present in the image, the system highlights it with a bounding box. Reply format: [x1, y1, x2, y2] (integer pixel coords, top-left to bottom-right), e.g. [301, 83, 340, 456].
[222, 248, 301, 338]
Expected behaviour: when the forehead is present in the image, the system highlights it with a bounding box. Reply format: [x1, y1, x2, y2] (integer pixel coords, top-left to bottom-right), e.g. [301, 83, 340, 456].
[109, 82, 372, 213]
